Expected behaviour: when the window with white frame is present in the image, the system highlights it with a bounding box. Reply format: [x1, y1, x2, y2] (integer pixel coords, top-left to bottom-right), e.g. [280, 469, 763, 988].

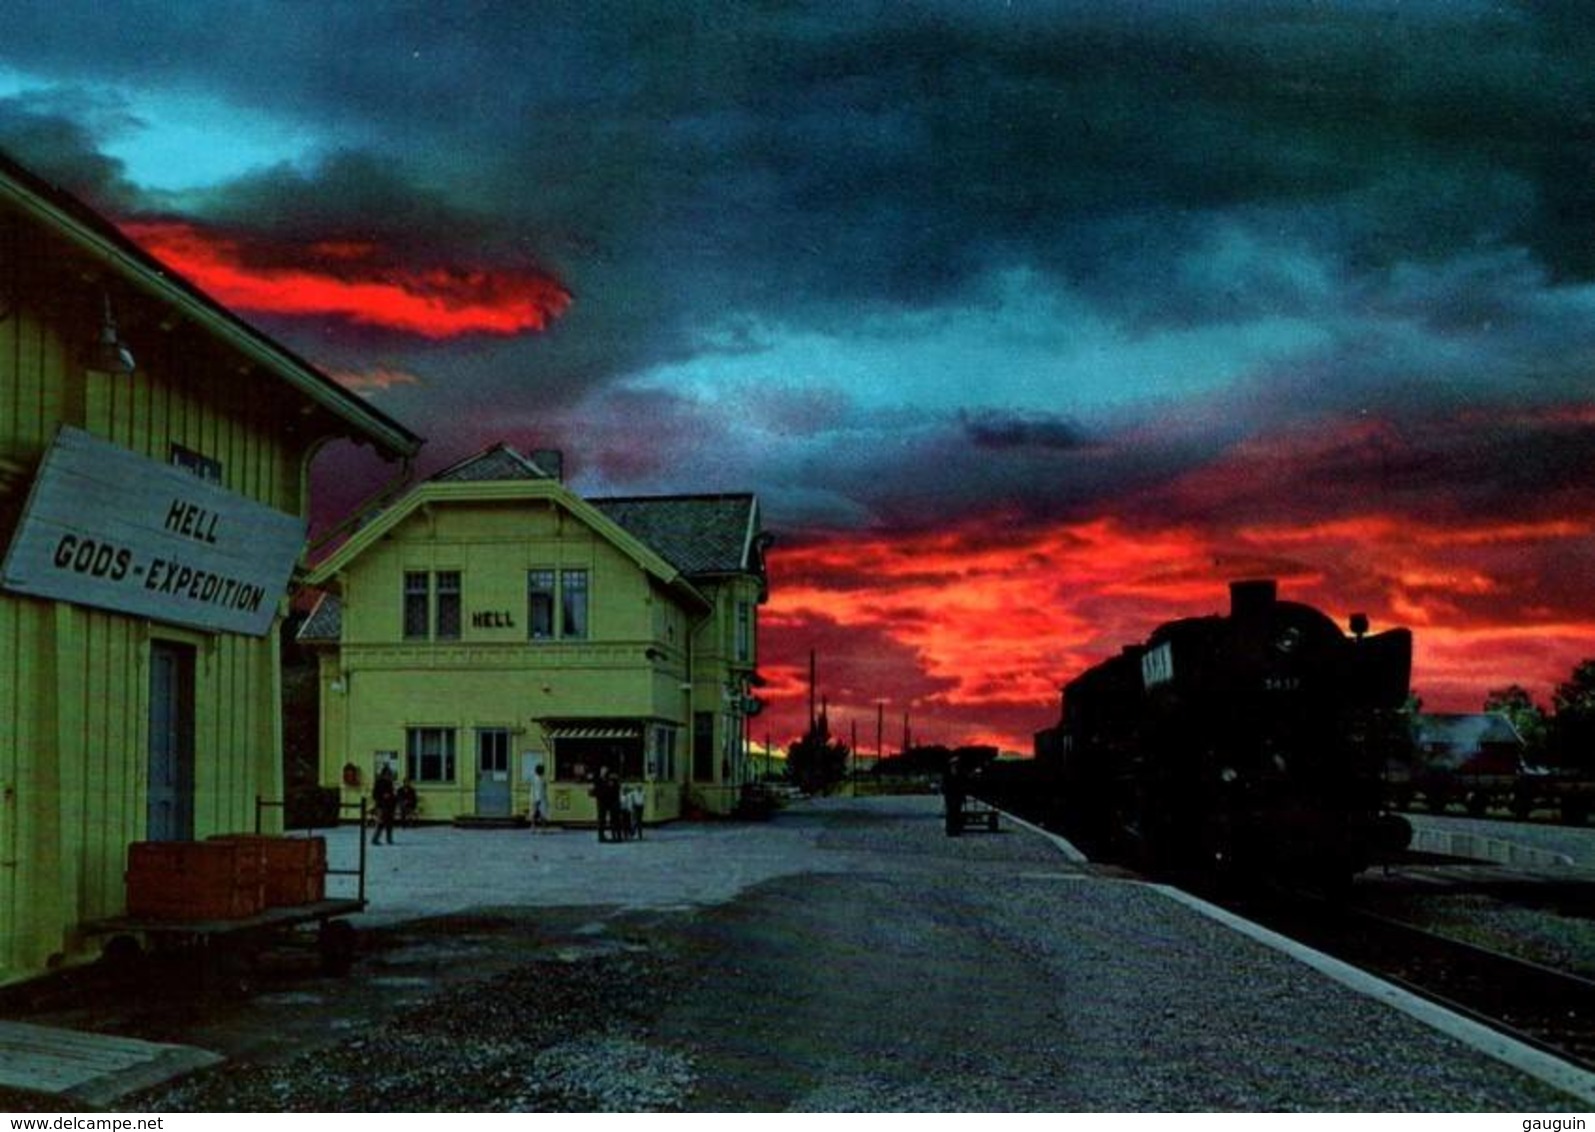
[406, 727, 457, 783]
[562, 568, 589, 639]
[527, 569, 555, 640]
[403, 572, 430, 640]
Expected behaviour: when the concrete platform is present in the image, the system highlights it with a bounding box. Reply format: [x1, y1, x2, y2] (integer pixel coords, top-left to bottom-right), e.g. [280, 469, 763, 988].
[8, 798, 1595, 1110]
[0, 1021, 221, 1106]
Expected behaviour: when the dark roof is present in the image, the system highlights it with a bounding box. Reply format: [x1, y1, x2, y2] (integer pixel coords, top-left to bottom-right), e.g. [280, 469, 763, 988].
[429, 443, 764, 577]
[297, 452, 768, 646]
[298, 593, 342, 643]
[592, 495, 760, 576]
[1413, 712, 1524, 752]
[431, 443, 557, 483]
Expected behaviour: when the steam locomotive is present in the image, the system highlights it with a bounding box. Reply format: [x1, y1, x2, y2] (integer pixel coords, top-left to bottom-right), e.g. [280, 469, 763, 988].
[1007, 580, 1413, 889]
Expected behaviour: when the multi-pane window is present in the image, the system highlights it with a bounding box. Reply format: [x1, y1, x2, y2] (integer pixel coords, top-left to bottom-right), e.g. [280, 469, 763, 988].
[403, 572, 430, 640]
[404, 571, 463, 641]
[562, 569, 589, 639]
[528, 569, 590, 641]
[477, 728, 510, 774]
[435, 571, 462, 640]
[527, 570, 555, 640]
[406, 727, 457, 783]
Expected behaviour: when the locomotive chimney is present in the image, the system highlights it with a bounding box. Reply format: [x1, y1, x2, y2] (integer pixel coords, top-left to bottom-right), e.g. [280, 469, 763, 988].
[1229, 579, 1277, 620]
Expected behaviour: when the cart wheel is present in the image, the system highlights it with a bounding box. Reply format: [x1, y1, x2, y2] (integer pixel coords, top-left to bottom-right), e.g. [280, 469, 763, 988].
[319, 919, 357, 975]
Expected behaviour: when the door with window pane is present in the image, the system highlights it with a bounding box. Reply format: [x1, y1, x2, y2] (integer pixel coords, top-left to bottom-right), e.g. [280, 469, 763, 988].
[475, 728, 512, 817]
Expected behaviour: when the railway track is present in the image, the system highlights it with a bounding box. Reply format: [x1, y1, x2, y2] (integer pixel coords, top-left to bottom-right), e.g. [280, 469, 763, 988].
[1232, 893, 1595, 1073]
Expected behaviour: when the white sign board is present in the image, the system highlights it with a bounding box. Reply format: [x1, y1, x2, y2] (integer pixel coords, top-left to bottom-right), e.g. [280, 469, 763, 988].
[1, 426, 306, 636]
[1140, 641, 1174, 689]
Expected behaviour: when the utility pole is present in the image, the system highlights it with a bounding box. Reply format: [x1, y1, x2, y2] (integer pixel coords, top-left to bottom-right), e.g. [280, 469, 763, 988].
[808, 649, 817, 732]
[876, 701, 885, 763]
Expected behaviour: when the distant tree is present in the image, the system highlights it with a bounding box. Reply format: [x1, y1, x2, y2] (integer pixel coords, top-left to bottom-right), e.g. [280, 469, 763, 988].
[1484, 684, 1548, 756]
[785, 711, 850, 795]
[1554, 660, 1595, 716]
[1551, 660, 1595, 772]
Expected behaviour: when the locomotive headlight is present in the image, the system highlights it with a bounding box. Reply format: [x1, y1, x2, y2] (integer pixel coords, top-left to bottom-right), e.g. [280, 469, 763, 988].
[1274, 627, 1302, 654]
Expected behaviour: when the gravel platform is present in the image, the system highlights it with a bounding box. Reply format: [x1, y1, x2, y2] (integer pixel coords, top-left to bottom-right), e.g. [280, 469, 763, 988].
[2, 797, 1588, 1112]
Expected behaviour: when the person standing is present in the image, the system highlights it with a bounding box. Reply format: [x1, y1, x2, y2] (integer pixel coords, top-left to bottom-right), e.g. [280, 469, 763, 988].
[591, 768, 621, 842]
[943, 754, 965, 837]
[530, 763, 550, 832]
[372, 764, 398, 845]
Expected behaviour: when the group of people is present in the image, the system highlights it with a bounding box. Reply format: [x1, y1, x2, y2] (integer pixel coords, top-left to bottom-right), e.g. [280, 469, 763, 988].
[371, 765, 418, 846]
[589, 768, 646, 842]
[368, 761, 646, 843]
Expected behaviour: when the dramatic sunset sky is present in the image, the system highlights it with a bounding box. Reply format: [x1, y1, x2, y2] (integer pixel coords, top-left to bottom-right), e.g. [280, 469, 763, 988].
[7, 2, 1595, 752]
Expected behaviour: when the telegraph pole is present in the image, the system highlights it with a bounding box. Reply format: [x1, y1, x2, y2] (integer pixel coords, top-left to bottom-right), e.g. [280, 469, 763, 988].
[808, 649, 817, 732]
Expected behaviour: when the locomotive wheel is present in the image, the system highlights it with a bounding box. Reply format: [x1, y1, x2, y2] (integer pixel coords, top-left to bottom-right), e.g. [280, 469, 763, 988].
[1466, 792, 1489, 818]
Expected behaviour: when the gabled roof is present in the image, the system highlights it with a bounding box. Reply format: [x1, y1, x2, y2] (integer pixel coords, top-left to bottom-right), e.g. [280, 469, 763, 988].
[298, 592, 343, 643]
[303, 474, 702, 605]
[1413, 712, 1524, 752]
[0, 149, 421, 460]
[432, 443, 557, 483]
[592, 495, 763, 578]
[297, 444, 771, 644]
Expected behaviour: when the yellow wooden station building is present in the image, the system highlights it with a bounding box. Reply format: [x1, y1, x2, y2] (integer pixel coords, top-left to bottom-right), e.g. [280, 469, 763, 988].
[0, 152, 421, 984]
[300, 444, 770, 826]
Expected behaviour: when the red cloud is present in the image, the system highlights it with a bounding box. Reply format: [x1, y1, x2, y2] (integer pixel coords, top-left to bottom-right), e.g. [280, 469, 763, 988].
[123, 220, 571, 339]
[763, 500, 1595, 754]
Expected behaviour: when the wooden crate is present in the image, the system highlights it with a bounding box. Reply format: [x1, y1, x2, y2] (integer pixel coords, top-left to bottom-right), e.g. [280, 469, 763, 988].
[209, 834, 327, 907]
[125, 840, 267, 921]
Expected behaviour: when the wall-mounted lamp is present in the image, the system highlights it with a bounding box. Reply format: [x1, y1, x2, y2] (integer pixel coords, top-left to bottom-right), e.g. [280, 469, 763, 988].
[93, 292, 135, 375]
[644, 646, 666, 661]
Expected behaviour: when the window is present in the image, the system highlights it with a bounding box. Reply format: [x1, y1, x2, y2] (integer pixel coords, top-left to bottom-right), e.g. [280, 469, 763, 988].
[477, 728, 510, 773]
[553, 736, 642, 782]
[649, 725, 678, 781]
[403, 573, 430, 640]
[169, 444, 222, 483]
[562, 569, 588, 639]
[435, 571, 462, 640]
[527, 570, 555, 640]
[736, 601, 752, 663]
[406, 727, 457, 783]
[693, 712, 715, 782]
[404, 571, 463, 641]
[527, 568, 590, 642]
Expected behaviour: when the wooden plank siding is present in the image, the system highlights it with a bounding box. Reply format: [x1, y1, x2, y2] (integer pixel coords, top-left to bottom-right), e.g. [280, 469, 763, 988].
[0, 183, 403, 985]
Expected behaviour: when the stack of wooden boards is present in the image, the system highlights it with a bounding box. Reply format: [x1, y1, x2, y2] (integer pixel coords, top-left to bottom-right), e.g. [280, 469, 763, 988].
[125, 835, 328, 920]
